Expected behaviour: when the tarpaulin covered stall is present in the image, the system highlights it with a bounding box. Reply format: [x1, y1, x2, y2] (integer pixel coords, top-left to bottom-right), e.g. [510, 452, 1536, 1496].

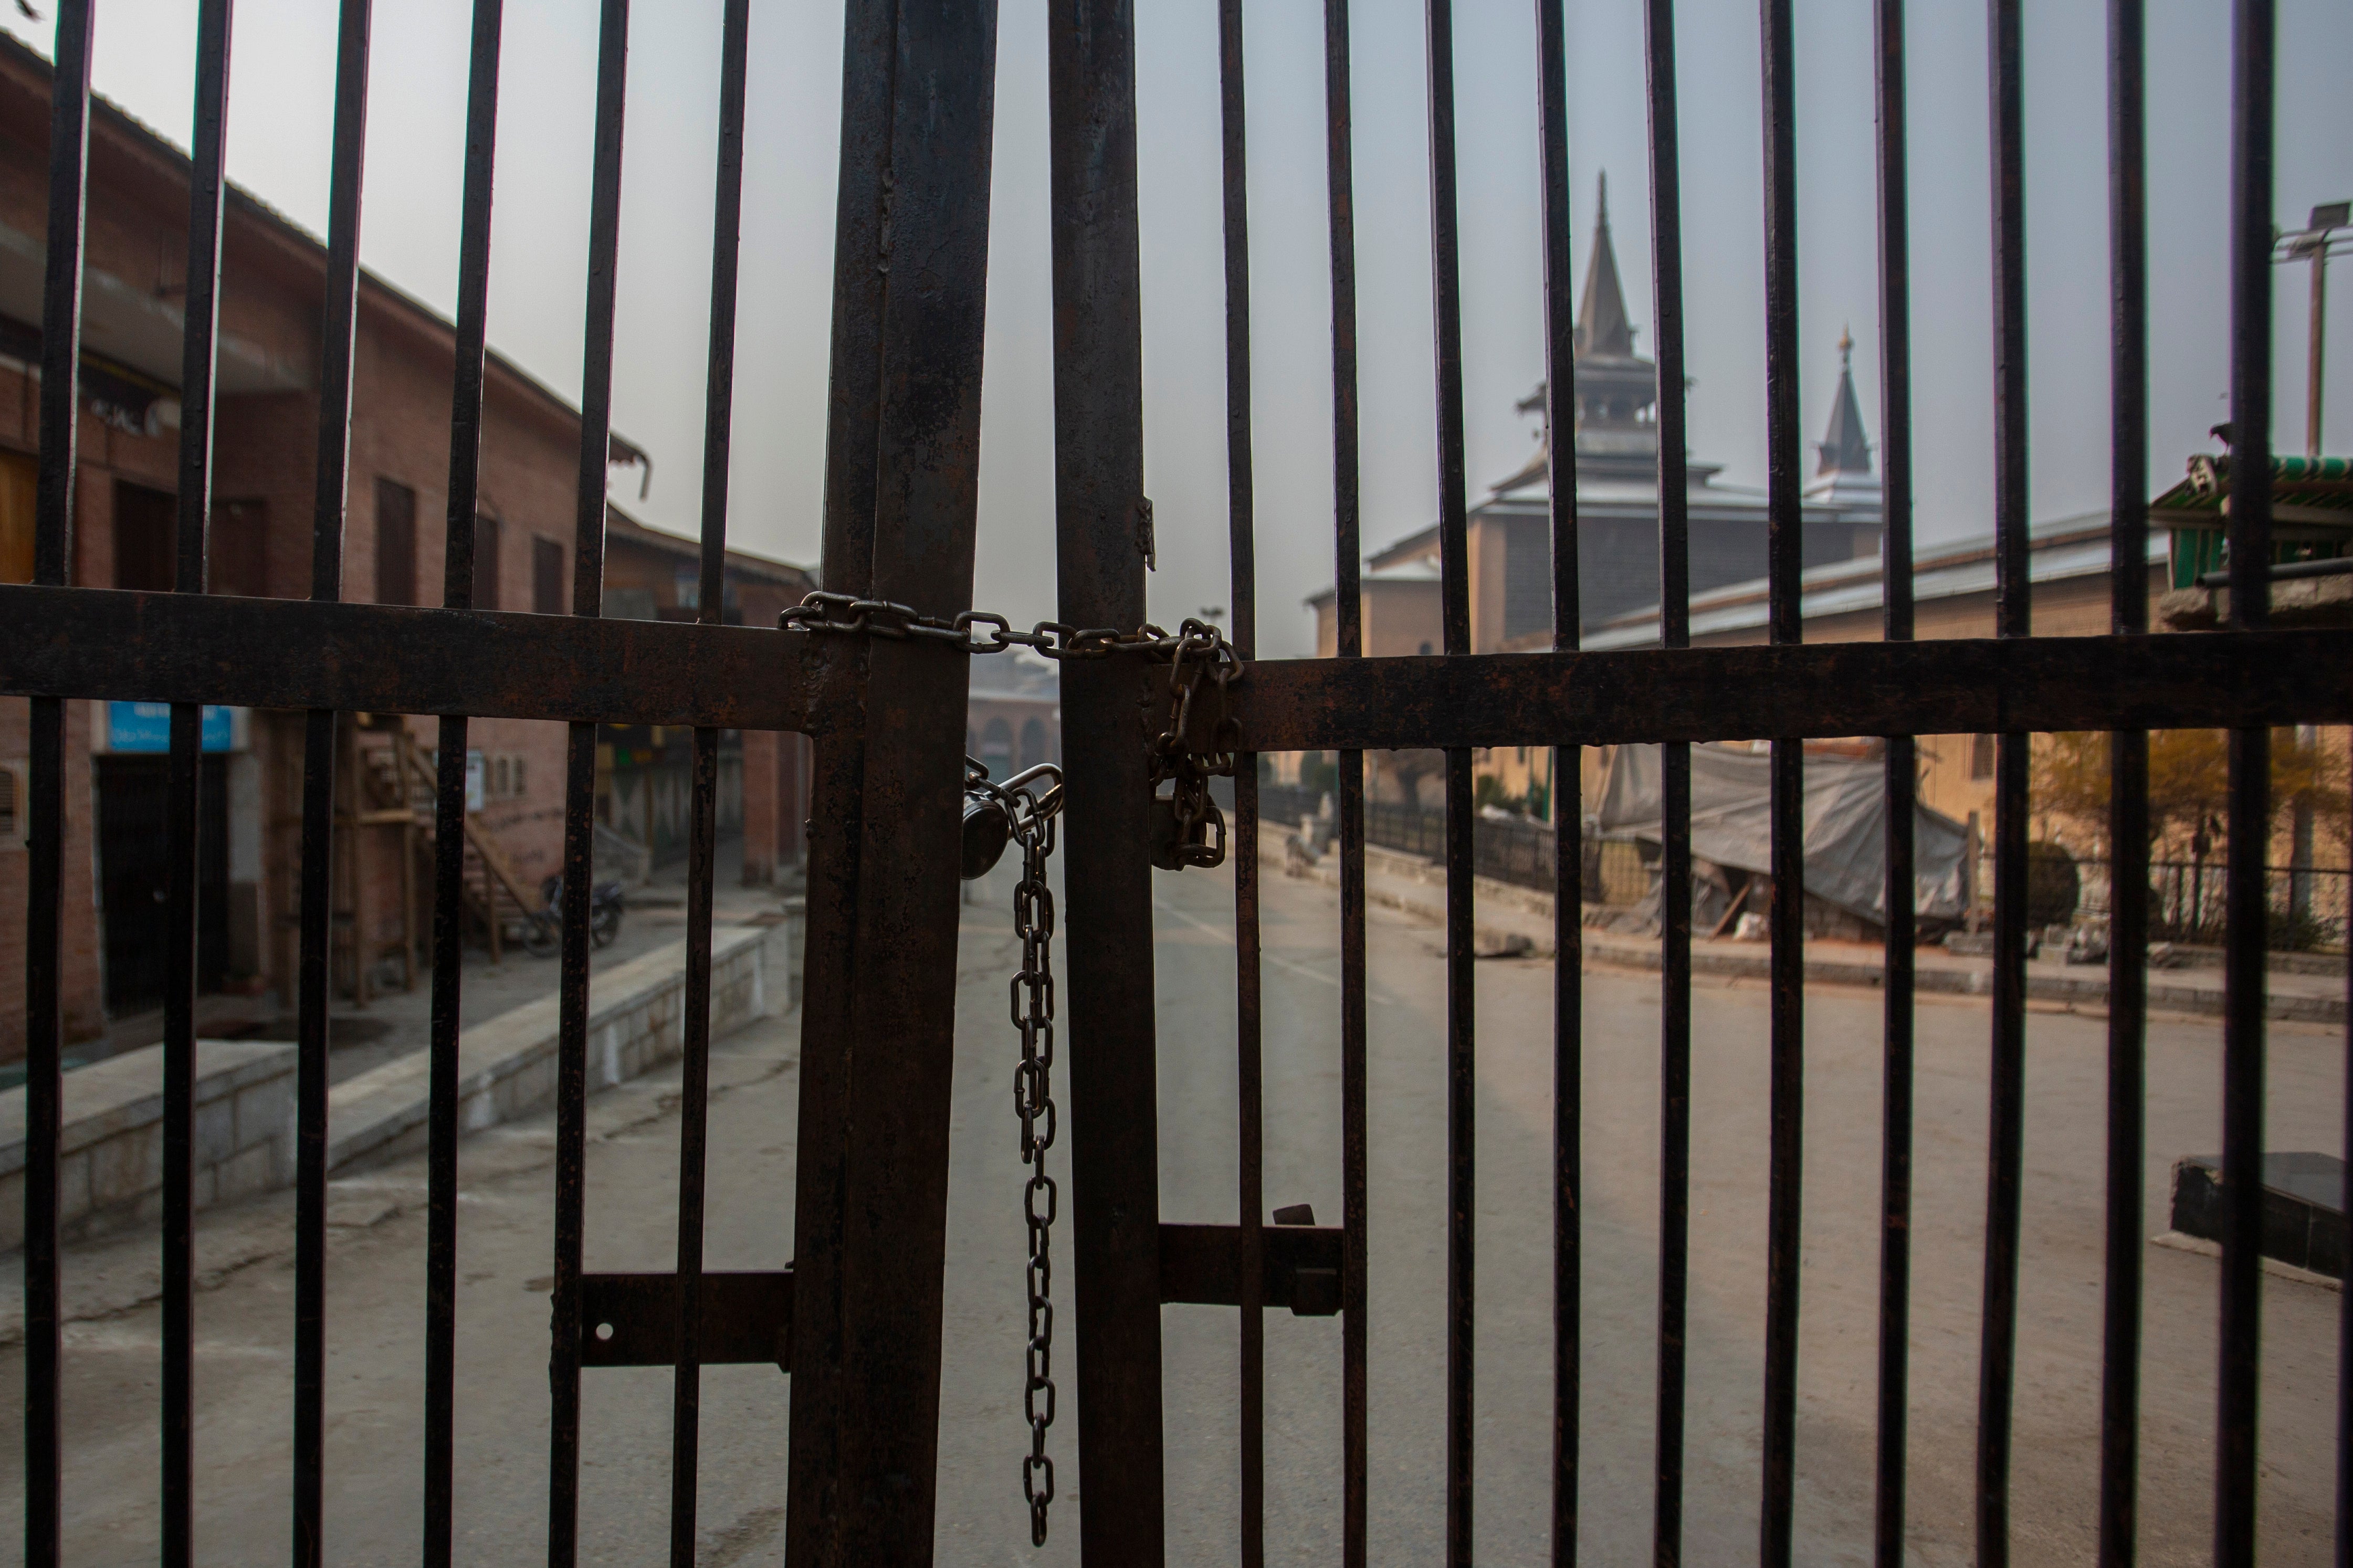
[1593, 742, 1973, 932]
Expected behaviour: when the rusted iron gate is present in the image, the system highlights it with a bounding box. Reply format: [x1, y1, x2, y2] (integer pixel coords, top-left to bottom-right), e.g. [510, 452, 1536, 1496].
[8, 0, 2347, 1563]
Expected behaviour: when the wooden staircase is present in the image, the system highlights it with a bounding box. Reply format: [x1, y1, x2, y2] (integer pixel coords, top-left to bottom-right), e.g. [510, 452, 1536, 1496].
[379, 736, 549, 960]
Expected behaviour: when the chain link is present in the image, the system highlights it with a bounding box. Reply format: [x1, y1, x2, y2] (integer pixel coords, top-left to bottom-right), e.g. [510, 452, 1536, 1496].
[779, 588, 1242, 670]
[785, 590, 1244, 872]
[965, 758, 1065, 1545]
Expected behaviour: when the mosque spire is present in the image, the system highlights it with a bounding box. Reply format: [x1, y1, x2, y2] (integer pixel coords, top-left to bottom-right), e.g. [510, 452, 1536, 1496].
[1574, 171, 1636, 360]
[1814, 325, 1873, 476]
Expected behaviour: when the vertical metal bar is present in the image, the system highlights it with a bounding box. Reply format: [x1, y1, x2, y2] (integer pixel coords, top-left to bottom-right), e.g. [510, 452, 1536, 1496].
[295, 5, 373, 1562]
[22, 680, 70, 1568]
[783, 0, 890, 1540]
[1322, 0, 1369, 1554]
[1756, 0, 1803, 1560]
[423, 712, 469, 1562]
[1441, 735, 1475, 1565]
[1045, 0, 1169, 1550]
[667, 730, 719, 1540]
[23, 10, 92, 1563]
[1872, 0, 1916, 1562]
[786, 0, 1000, 1554]
[1978, 2, 2029, 1561]
[1423, 3, 1469, 660]
[670, 3, 744, 1560]
[1215, 0, 1265, 1559]
[2098, 1, 2147, 1562]
[1534, 0, 1578, 1551]
[429, 5, 502, 1561]
[1641, 0, 1689, 1560]
[548, 4, 628, 1562]
[2216, 3, 2273, 1563]
[1421, 0, 1475, 1553]
[161, 10, 234, 1561]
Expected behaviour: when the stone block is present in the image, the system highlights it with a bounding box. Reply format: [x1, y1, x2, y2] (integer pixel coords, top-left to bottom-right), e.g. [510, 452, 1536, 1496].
[88, 1122, 159, 1211]
[233, 1079, 294, 1167]
[216, 1141, 277, 1205]
[194, 1095, 238, 1169]
[55, 1151, 89, 1224]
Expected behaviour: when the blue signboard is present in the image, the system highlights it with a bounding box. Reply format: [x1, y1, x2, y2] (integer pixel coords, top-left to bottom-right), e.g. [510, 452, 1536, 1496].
[107, 701, 233, 753]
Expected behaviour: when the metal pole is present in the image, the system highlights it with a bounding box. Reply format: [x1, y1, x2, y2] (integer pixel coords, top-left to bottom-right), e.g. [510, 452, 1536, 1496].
[2311, 234, 2328, 458]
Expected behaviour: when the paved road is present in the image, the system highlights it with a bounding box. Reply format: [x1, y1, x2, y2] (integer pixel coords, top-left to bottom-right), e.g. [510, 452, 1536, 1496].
[3, 852, 2343, 1563]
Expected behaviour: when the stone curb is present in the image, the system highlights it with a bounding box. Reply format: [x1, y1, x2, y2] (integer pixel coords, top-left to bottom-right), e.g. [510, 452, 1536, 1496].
[0, 915, 802, 1252]
[1264, 832, 2343, 1024]
[325, 922, 794, 1175]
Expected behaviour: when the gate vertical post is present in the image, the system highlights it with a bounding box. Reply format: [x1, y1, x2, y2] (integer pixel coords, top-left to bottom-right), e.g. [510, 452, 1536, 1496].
[784, 0, 1000, 1559]
[1046, 0, 1168, 1558]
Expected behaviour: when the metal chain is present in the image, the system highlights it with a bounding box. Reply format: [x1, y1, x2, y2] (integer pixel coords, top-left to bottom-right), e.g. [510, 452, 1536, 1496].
[802, 578, 1244, 1542]
[966, 759, 1065, 1545]
[1147, 615, 1242, 870]
[785, 591, 1244, 872]
[779, 588, 1242, 671]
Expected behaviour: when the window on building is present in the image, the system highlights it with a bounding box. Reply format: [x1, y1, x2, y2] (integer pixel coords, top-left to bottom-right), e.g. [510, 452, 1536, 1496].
[512, 756, 526, 797]
[1970, 733, 1997, 781]
[980, 717, 1014, 780]
[0, 764, 17, 840]
[374, 478, 416, 605]
[470, 513, 501, 610]
[0, 448, 35, 583]
[211, 498, 268, 596]
[114, 480, 176, 591]
[494, 755, 510, 797]
[533, 536, 565, 615]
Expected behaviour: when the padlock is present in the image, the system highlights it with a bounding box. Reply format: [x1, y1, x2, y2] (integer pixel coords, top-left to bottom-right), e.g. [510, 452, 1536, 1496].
[1147, 790, 1226, 871]
[962, 792, 1013, 879]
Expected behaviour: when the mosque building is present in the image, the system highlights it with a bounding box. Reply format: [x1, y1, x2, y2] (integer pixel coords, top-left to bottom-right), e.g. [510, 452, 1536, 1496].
[1310, 174, 1884, 665]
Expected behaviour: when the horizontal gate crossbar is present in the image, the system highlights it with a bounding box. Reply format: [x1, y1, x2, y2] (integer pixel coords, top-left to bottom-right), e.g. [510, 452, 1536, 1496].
[1206, 629, 2353, 752]
[1160, 1223, 1344, 1317]
[24, 587, 2335, 756]
[0, 584, 844, 733]
[577, 1270, 793, 1370]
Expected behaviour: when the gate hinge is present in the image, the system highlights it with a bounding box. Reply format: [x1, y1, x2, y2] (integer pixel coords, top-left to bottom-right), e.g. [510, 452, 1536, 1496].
[574, 1268, 794, 1372]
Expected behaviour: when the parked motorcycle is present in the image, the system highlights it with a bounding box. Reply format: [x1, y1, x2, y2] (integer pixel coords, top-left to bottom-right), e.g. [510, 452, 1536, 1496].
[522, 874, 625, 955]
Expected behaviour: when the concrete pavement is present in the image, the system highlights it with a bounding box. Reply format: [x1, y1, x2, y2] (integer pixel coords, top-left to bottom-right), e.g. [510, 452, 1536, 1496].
[1, 848, 2343, 1563]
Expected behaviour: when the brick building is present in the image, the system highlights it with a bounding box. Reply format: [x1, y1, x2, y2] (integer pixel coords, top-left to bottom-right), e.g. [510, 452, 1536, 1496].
[596, 502, 815, 885]
[0, 41, 813, 1060]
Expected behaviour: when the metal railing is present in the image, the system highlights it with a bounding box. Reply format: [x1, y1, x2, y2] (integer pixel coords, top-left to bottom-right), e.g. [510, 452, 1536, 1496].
[9, 0, 2344, 1564]
[1260, 780, 1561, 893]
[2021, 854, 2353, 953]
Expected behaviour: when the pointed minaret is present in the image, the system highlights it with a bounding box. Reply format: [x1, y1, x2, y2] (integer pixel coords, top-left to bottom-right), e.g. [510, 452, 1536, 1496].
[1814, 327, 1873, 476]
[1490, 172, 1679, 496]
[1574, 172, 1636, 360]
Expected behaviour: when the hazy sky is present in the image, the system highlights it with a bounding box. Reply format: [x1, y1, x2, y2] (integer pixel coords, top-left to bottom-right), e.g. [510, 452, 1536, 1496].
[5, 0, 2347, 657]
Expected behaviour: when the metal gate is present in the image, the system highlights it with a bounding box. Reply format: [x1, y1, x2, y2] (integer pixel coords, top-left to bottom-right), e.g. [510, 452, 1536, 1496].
[9, 0, 2345, 1564]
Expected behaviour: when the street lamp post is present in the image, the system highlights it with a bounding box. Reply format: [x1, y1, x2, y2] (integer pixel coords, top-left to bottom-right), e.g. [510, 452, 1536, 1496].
[2277, 201, 2351, 458]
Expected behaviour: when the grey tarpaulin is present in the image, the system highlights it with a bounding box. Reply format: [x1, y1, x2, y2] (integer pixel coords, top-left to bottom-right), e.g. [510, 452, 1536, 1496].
[1593, 743, 1972, 924]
